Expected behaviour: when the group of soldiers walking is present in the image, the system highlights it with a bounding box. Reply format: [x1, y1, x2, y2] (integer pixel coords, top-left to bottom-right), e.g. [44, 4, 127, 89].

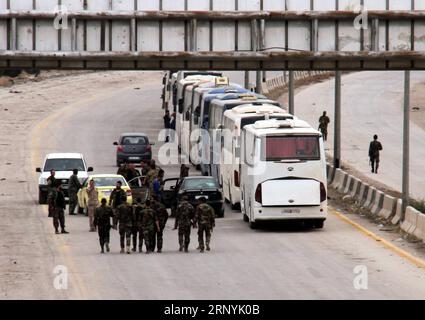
[95, 189, 215, 254]
[46, 160, 217, 254]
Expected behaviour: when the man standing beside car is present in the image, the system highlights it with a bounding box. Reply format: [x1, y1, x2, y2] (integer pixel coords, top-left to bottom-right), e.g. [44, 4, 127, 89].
[86, 179, 99, 232]
[194, 197, 215, 253]
[53, 182, 69, 235]
[68, 169, 82, 215]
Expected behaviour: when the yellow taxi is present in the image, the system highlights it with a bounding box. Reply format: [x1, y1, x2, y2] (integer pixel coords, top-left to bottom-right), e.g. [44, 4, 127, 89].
[77, 174, 133, 211]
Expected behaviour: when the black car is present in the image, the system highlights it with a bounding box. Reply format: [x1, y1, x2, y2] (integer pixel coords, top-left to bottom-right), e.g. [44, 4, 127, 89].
[162, 176, 224, 218]
[114, 133, 154, 166]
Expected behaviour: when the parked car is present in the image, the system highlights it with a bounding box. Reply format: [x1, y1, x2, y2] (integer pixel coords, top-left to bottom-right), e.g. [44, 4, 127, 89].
[114, 133, 154, 167]
[77, 174, 133, 212]
[162, 176, 224, 218]
[36, 153, 93, 204]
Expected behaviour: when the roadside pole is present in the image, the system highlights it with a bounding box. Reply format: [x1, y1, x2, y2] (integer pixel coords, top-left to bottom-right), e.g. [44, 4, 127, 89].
[401, 70, 410, 221]
[244, 71, 250, 90]
[334, 71, 341, 168]
[288, 71, 294, 114]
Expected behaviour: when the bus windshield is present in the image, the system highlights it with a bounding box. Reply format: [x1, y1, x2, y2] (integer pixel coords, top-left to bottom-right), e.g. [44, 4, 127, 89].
[263, 136, 320, 161]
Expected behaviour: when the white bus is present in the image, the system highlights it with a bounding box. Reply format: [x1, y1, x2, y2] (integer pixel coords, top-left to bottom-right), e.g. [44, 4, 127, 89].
[176, 74, 222, 154]
[240, 119, 327, 229]
[221, 104, 293, 209]
[180, 77, 231, 162]
[208, 96, 281, 182]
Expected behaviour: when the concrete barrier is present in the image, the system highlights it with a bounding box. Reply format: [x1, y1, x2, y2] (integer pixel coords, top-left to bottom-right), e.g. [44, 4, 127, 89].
[391, 199, 403, 225]
[331, 169, 344, 189]
[362, 187, 377, 210]
[370, 190, 385, 216]
[337, 172, 349, 193]
[378, 195, 397, 220]
[343, 175, 354, 194]
[401, 206, 419, 235]
[350, 178, 361, 198]
[356, 182, 369, 205]
[413, 212, 425, 241]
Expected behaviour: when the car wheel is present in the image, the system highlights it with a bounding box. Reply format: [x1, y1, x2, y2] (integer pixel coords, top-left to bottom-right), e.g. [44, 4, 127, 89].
[243, 214, 249, 222]
[38, 191, 47, 205]
[314, 220, 325, 229]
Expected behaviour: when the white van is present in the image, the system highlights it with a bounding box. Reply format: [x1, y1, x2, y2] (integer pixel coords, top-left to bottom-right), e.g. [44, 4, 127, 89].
[240, 119, 327, 229]
[36, 153, 93, 204]
[221, 105, 293, 209]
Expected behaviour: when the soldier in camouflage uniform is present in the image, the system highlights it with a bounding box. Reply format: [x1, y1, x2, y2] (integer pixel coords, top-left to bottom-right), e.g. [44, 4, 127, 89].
[141, 200, 160, 254]
[94, 198, 113, 254]
[113, 194, 134, 254]
[133, 198, 145, 253]
[194, 197, 215, 253]
[174, 196, 195, 252]
[145, 160, 161, 195]
[152, 195, 168, 253]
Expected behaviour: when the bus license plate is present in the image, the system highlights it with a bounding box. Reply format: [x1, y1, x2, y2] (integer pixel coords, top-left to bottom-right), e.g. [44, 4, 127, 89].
[282, 209, 300, 214]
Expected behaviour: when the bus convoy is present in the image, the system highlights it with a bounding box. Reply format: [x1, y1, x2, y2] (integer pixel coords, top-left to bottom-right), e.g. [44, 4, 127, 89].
[162, 71, 328, 229]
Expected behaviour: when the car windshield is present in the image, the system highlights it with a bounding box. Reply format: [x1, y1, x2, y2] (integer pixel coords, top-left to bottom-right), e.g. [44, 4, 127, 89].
[121, 136, 148, 145]
[44, 159, 85, 172]
[183, 178, 218, 190]
[87, 177, 127, 187]
[263, 136, 320, 161]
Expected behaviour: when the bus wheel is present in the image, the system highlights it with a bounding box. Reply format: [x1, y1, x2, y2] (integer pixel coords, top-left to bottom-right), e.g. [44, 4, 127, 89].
[243, 214, 249, 222]
[314, 220, 325, 229]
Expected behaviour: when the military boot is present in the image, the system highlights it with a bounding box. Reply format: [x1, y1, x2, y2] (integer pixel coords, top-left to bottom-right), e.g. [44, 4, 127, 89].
[179, 245, 184, 252]
[105, 243, 110, 252]
[127, 247, 131, 254]
[120, 248, 125, 254]
[139, 246, 143, 253]
[206, 244, 211, 251]
[184, 246, 189, 253]
[100, 246, 105, 254]
[132, 246, 136, 252]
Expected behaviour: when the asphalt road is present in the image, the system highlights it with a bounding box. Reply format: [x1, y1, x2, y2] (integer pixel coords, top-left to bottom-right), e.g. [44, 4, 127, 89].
[291, 71, 425, 199]
[19, 71, 425, 299]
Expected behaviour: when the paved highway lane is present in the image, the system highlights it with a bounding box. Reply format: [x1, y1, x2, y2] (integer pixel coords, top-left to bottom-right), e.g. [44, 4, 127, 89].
[26, 72, 425, 299]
